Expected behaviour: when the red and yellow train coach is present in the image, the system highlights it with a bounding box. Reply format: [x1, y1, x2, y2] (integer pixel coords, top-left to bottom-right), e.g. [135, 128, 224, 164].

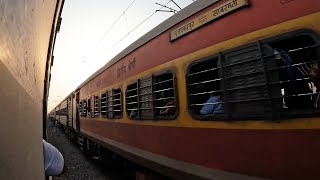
[54, 0, 320, 179]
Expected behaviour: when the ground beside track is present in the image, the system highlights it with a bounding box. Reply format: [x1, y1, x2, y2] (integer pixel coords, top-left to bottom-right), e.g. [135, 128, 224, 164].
[46, 120, 124, 180]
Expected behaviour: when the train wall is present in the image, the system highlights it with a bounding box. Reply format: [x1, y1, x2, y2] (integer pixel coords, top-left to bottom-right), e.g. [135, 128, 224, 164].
[0, 0, 64, 179]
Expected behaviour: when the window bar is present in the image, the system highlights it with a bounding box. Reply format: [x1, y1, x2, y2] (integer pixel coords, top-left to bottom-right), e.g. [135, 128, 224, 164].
[151, 74, 155, 119]
[189, 101, 225, 107]
[137, 80, 140, 118]
[154, 105, 176, 109]
[111, 90, 114, 118]
[153, 78, 174, 85]
[127, 101, 139, 105]
[189, 89, 224, 96]
[154, 97, 175, 101]
[126, 94, 138, 99]
[187, 67, 219, 77]
[263, 44, 319, 60]
[113, 92, 121, 96]
[98, 96, 100, 116]
[268, 77, 310, 85]
[154, 88, 174, 93]
[126, 88, 138, 93]
[267, 59, 320, 73]
[219, 53, 231, 119]
[272, 91, 320, 99]
[188, 78, 222, 86]
[172, 75, 177, 117]
[257, 41, 276, 119]
[120, 89, 123, 114]
[118, 89, 122, 115]
[106, 91, 110, 118]
[101, 93, 106, 117]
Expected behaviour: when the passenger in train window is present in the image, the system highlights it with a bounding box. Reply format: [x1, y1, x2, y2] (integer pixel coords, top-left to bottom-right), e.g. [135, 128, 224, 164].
[158, 91, 175, 116]
[309, 63, 320, 89]
[159, 98, 175, 115]
[309, 63, 320, 108]
[130, 109, 138, 118]
[200, 95, 223, 115]
[272, 39, 314, 109]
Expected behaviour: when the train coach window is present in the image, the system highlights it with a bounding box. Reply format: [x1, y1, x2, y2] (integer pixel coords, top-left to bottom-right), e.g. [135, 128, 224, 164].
[87, 98, 91, 117]
[80, 100, 87, 117]
[94, 95, 99, 117]
[101, 92, 107, 117]
[79, 102, 82, 116]
[113, 88, 122, 118]
[266, 33, 320, 117]
[186, 31, 319, 120]
[101, 88, 122, 119]
[186, 57, 224, 119]
[126, 72, 177, 120]
[153, 72, 177, 119]
[106, 90, 113, 118]
[126, 82, 139, 119]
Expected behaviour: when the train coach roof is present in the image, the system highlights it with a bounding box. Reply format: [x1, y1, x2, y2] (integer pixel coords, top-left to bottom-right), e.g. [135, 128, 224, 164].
[75, 0, 219, 90]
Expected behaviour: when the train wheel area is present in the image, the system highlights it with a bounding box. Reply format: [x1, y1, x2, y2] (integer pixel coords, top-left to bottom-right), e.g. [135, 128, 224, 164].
[47, 118, 168, 180]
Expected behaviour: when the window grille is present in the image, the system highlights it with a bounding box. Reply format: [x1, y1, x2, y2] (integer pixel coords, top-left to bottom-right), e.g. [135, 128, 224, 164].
[79, 101, 82, 116]
[101, 88, 122, 119]
[126, 72, 177, 120]
[81, 100, 87, 117]
[153, 73, 176, 119]
[94, 96, 99, 117]
[101, 92, 107, 117]
[113, 88, 122, 118]
[87, 98, 91, 117]
[106, 90, 113, 118]
[186, 31, 320, 120]
[266, 34, 320, 118]
[186, 57, 223, 118]
[126, 82, 139, 119]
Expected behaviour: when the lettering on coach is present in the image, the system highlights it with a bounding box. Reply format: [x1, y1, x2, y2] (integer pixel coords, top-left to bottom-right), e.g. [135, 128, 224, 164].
[173, 21, 195, 39]
[170, 0, 248, 41]
[117, 58, 137, 77]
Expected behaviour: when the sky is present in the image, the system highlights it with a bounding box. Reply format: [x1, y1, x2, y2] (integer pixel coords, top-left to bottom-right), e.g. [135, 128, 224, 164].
[48, 0, 195, 112]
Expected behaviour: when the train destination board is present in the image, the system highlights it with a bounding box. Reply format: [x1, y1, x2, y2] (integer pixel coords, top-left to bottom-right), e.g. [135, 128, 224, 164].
[170, 0, 249, 41]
